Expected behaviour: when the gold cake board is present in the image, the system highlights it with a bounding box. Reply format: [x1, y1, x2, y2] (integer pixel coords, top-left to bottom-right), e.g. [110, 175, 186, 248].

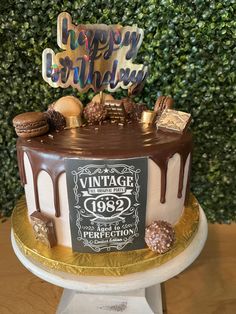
[12, 194, 200, 277]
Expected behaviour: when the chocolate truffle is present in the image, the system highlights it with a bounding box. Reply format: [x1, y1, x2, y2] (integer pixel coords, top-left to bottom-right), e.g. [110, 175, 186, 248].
[83, 102, 107, 124]
[46, 109, 66, 131]
[145, 220, 175, 254]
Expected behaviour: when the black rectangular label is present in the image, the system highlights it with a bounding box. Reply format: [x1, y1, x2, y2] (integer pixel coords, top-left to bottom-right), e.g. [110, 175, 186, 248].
[65, 158, 147, 253]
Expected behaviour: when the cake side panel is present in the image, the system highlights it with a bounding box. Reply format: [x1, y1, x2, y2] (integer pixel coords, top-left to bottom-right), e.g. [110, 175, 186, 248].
[21, 152, 190, 249]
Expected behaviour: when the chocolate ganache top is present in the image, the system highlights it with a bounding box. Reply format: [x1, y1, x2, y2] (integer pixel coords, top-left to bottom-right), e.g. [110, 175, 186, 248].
[17, 122, 192, 217]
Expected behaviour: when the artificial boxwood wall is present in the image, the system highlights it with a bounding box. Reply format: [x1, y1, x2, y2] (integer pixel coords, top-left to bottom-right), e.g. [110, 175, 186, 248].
[0, 0, 235, 222]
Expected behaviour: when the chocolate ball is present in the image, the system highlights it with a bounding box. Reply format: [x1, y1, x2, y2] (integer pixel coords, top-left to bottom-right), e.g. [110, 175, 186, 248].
[122, 98, 148, 121]
[122, 98, 135, 115]
[131, 103, 148, 120]
[145, 220, 175, 254]
[83, 102, 107, 124]
[46, 109, 66, 131]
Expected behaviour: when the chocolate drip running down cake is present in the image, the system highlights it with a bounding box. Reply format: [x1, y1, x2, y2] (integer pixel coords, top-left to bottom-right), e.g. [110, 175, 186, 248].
[16, 118, 192, 248]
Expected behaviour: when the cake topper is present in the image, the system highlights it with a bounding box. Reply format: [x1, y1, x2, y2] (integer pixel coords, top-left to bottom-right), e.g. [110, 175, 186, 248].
[42, 12, 148, 93]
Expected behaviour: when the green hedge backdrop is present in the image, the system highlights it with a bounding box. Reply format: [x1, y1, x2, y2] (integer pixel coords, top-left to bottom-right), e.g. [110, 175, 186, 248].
[0, 0, 235, 222]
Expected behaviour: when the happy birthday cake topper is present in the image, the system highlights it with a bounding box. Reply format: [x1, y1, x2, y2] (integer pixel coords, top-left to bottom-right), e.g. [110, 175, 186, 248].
[42, 12, 148, 93]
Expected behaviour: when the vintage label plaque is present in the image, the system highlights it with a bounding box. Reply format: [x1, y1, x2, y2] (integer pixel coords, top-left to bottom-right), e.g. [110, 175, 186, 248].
[65, 158, 147, 253]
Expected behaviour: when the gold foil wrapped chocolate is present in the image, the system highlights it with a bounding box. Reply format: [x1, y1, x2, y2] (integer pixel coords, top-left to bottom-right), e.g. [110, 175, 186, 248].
[65, 116, 83, 129]
[141, 110, 157, 125]
[30, 211, 57, 247]
[156, 109, 191, 134]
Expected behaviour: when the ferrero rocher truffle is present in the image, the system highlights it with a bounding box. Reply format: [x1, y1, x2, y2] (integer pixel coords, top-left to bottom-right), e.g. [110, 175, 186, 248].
[52, 96, 83, 117]
[145, 220, 175, 254]
[132, 103, 148, 120]
[46, 109, 66, 131]
[121, 99, 148, 121]
[92, 93, 114, 104]
[83, 102, 107, 124]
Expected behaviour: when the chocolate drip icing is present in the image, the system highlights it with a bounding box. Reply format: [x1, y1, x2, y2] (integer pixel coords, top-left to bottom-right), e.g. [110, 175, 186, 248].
[16, 123, 193, 217]
[184, 153, 192, 205]
[151, 149, 191, 203]
[178, 153, 190, 198]
[17, 149, 27, 186]
[17, 148, 65, 217]
[150, 158, 168, 204]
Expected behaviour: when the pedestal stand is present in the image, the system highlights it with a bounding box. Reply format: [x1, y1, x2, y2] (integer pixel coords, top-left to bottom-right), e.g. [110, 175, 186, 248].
[11, 207, 207, 314]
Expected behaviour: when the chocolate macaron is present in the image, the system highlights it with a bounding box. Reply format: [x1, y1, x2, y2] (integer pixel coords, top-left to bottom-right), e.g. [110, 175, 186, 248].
[13, 112, 49, 138]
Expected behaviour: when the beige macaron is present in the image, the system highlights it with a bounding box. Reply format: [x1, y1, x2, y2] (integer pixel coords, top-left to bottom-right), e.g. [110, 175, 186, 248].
[92, 93, 114, 104]
[52, 96, 83, 117]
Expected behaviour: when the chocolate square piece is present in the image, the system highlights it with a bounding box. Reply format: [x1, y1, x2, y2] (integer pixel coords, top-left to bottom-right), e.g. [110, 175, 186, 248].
[30, 211, 57, 247]
[156, 109, 191, 134]
[104, 100, 127, 122]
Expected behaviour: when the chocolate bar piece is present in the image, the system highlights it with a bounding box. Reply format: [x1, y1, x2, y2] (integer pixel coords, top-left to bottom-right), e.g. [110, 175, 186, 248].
[104, 100, 127, 122]
[30, 211, 57, 247]
[156, 109, 191, 134]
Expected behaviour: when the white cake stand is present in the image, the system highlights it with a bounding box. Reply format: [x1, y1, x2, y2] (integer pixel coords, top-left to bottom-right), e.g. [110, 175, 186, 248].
[11, 207, 207, 314]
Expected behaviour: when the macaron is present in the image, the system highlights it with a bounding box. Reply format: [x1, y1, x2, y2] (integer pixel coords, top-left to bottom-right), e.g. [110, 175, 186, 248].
[13, 112, 49, 138]
[92, 93, 114, 104]
[154, 96, 174, 114]
[52, 96, 83, 117]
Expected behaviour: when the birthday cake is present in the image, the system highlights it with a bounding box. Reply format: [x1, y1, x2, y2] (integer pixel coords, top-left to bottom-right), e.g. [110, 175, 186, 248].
[12, 13, 195, 260]
[13, 93, 192, 254]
